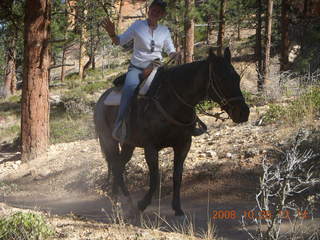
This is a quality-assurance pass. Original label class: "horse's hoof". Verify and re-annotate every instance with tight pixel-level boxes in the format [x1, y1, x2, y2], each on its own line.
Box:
[175, 209, 185, 217]
[137, 200, 147, 212]
[174, 214, 188, 224]
[128, 205, 140, 218]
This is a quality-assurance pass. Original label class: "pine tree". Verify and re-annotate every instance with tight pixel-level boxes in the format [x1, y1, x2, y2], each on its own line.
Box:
[21, 0, 51, 161]
[217, 0, 227, 56]
[263, 0, 273, 86]
[184, 0, 195, 63]
[280, 0, 290, 71]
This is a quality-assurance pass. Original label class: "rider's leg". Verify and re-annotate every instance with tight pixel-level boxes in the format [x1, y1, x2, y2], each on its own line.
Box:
[113, 67, 142, 141]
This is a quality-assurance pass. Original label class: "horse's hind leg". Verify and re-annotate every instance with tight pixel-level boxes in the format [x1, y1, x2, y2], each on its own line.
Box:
[105, 143, 135, 197]
[172, 139, 191, 216]
[117, 144, 135, 198]
[137, 145, 159, 212]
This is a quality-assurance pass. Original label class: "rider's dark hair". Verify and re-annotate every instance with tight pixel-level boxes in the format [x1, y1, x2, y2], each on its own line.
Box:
[150, 0, 167, 11]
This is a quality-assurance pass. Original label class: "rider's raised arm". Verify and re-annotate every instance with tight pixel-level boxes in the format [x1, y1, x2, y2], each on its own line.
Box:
[101, 17, 120, 45]
[117, 20, 139, 46]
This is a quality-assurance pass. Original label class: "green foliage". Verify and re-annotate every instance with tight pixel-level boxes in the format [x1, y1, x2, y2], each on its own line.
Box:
[242, 91, 266, 107]
[196, 100, 219, 112]
[6, 94, 21, 104]
[263, 104, 286, 124]
[0, 124, 20, 141]
[50, 113, 95, 144]
[0, 212, 54, 240]
[263, 87, 320, 125]
[0, 95, 21, 117]
[81, 81, 107, 94]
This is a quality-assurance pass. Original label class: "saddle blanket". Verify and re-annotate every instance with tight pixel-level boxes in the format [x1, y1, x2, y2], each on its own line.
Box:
[103, 67, 158, 106]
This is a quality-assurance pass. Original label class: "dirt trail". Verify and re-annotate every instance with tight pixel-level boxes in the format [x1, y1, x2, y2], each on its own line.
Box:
[1, 112, 319, 239]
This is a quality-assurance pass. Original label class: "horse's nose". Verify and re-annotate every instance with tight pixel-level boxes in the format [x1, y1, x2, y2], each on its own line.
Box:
[240, 104, 250, 122]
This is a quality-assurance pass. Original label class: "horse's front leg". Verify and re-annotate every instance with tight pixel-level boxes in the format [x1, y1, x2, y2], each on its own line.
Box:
[172, 138, 191, 216]
[137, 145, 159, 212]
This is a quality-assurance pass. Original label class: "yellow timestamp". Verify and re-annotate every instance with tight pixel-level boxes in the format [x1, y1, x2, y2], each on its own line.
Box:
[212, 209, 310, 220]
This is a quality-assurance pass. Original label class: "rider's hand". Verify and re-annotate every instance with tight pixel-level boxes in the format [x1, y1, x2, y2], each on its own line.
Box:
[101, 17, 116, 37]
[169, 52, 181, 64]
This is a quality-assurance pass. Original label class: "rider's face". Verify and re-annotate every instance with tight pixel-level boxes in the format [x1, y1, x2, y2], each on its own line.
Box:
[148, 5, 165, 22]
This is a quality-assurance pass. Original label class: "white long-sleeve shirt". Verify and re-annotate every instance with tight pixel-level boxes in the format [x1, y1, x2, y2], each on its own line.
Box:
[118, 20, 176, 68]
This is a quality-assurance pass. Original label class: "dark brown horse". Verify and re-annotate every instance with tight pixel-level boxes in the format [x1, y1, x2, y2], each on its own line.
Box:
[94, 48, 250, 216]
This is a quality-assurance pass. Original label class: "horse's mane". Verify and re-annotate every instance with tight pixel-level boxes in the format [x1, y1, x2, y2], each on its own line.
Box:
[146, 59, 207, 97]
[159, 59, 206, 79]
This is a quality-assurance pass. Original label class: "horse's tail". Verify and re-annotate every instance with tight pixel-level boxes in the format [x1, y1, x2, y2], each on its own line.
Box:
[93, 87, 114, 138]
[94, 88, 119, 181]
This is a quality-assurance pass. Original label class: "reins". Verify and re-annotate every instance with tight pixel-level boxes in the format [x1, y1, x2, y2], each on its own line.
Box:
[147, 57, 245, 128]
[147, 56, 198, 127]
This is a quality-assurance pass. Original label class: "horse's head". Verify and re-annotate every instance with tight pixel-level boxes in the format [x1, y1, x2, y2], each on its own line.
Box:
[206, 48, 249, 123]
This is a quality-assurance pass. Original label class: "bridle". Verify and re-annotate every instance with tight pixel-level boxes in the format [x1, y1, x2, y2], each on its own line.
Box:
[207, 61, 245, 109]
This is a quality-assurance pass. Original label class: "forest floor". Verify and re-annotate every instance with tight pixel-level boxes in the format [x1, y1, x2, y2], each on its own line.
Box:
[1, 105, 320, 239]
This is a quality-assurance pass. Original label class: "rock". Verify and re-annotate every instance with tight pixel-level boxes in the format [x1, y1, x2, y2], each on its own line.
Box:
[31, 168, 52, 180]
[205, 150, 217, 158]
[49, 94, 61, 104]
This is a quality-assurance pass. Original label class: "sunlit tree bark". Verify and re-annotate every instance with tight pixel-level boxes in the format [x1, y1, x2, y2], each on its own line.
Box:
[217, 0, 227, 56]
[21, 0, 51, 161]
[184, 0, 194, 63]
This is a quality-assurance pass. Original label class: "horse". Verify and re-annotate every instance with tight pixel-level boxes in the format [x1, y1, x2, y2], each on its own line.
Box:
[94, 48, 250, 216]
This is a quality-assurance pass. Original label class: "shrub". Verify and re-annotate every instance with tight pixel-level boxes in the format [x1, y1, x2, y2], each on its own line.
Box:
[61, 89, 92, 116]
[262, 87, 320, 125]
[81, 81, 108, 94]
[0, 212, 54, 240]
[242, 91, 266, 107]
[263, 104, 286, 124]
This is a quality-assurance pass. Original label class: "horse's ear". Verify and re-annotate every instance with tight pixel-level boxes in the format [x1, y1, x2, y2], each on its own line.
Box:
[224, 47, 231, 63]
[208, 47, 216, 60]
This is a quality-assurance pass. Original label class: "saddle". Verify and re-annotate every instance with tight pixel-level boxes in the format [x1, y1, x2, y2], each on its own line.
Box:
[113, 59, 161, 88]
[104, 61, 161, 106]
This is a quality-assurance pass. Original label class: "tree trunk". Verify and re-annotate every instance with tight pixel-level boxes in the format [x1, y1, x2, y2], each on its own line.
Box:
[61, 46, 66, 82]
[263, 0, 273, 87]
[207, 14, 215, 45]
[184, 0, 194, 63]
[79, 28, 86, 80]
[21, 0, 51, 162]
[3, 36, 17, 98]
[117, 0, 125, 32]
[90, 27, 96, 70]
[217, 0, 227, 56]
[236, 1, 241, 40]
[256, 0, 263, 91]
[169, 0, 181, 52]
[280, 0, 290, 71]
[303, 0, 309, 17]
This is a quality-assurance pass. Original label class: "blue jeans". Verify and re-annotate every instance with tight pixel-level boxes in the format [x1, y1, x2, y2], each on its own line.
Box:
[115, 66, 143, 126]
